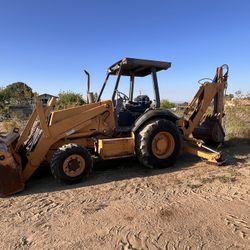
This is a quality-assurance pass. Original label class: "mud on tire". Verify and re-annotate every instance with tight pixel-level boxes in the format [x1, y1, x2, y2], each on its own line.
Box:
[136, 119, 182, 169]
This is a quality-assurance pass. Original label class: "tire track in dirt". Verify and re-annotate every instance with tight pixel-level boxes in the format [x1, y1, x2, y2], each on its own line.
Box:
[112, 226, 209, 250]
[224, 214, 250, 240]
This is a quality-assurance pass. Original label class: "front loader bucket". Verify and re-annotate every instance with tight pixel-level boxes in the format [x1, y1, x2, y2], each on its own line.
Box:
[0, 131, 24, 197]
[0, 152, 24, 197]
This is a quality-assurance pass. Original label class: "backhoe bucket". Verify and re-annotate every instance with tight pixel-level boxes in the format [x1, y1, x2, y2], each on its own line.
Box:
[0, 151, 24, 197]
[216, 152, 236, 166]
[193, 116, 225, 145]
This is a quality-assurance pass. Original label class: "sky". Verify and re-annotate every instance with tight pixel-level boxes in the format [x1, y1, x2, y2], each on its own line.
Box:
[0, 0, 249, 102]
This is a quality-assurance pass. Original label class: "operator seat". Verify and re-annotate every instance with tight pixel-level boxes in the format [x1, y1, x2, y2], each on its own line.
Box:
[125, 95, 152, 113]
[117, 95, 152, 128]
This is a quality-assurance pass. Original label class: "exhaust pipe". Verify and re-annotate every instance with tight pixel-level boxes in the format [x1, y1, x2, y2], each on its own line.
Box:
[84, 70, 94, 104]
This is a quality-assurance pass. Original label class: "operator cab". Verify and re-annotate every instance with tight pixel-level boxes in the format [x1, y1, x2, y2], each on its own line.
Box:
[97, 58, 171, 130]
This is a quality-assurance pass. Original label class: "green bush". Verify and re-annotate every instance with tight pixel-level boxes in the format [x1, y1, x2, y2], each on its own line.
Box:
[0, 82, 35, 119]
[0, 82, 34, 105]
[160, 99, 174, 109]
[55, 91, 86, 110]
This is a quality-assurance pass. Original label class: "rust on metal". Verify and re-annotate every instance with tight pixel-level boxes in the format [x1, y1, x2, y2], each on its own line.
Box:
[152, 131, 175, 159]
[63, 154, 85, 177]
[0, 152, 24, 197]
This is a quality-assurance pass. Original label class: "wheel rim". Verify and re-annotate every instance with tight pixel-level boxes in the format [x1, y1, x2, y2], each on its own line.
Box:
[152, 131, 175, 159]
[63, 154, 85, 177]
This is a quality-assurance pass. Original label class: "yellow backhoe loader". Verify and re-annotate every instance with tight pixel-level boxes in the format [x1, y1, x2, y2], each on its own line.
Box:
[0, 58, 229, 196]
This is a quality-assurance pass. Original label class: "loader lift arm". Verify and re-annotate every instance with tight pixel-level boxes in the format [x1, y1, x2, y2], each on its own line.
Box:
[19, 100, 115, 181]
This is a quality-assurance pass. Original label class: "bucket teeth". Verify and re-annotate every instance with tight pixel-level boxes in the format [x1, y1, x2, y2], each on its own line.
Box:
[216, 156, 228, 166]
[216, 152, 237, 166]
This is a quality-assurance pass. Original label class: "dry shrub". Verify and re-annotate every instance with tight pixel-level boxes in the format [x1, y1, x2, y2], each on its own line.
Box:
[175, 101, 250, 140]
[1, 118, 27, 133]
[2, 120, 18, 132]
[224, 104, 250, 139]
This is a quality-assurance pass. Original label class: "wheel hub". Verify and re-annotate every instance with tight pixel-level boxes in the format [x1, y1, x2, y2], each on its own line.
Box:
[152, 131, 175, 159]
[63, 154, 85, 177]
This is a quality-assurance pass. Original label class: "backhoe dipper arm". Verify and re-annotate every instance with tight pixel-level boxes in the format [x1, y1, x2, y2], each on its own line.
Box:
[178, 65, 228, 138]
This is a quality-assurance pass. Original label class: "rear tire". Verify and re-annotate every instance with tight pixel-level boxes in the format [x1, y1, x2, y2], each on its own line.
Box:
[136, 119, 182, 169]
[51, 144, 93, 184]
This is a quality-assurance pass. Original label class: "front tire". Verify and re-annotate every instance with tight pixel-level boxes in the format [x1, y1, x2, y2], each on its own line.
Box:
[136, 119, 182, 169]
[51, 144, 93, 184]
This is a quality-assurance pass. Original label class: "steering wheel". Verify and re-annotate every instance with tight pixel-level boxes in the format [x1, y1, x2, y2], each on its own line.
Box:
[116, 90, 129, 102]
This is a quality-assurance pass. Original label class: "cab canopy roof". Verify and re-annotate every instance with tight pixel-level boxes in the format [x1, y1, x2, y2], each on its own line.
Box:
[107, 57, 171, 77]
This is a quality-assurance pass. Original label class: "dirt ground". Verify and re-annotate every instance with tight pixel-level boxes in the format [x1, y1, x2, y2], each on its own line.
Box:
[0, 139, 249, 250]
